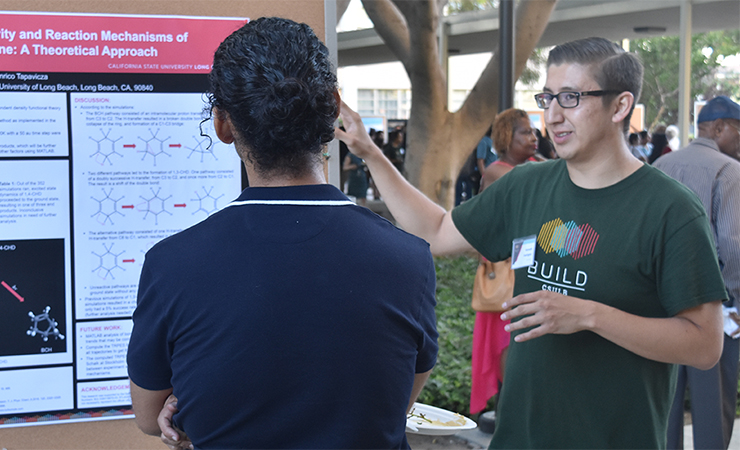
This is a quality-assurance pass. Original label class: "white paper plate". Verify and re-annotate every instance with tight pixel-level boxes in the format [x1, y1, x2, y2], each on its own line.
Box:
[406, 402, 477, 436]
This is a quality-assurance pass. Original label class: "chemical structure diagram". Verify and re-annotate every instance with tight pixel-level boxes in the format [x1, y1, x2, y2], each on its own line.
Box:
[90, 129, 123, 166]
[92, 243, 125, 280]
[91, 188, 125, 225]
[138, 187, 172, 225]
[27, 306, 65, 342]
[186, 135, 219, 163]
[138, 128, 171, 166]
[191, 186, 224, 217]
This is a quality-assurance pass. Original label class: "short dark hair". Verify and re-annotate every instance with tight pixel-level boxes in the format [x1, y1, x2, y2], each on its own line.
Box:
[388, 130, 402, 144]
[207, 17, 338, 177]
[548, 37, 643, 133]
[628, 133, 639, 145]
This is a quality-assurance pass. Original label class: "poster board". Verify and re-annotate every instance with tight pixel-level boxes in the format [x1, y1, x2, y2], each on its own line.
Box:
[0, 1, 327, 448]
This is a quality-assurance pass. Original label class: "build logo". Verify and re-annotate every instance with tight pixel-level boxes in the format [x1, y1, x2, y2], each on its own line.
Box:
[537, 219, 599, 260]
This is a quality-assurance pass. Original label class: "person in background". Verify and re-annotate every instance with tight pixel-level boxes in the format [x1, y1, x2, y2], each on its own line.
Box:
[640, 129, 652, 156]
[480, 109, 538, 190]
[535, 128, 556, 159]
[654, 95, 740, 450]
[648, 124, 671, 164]
[666, 124, 681, 151]
[338, 126, 350, 191]
[470, 108, 538, 416]
[628, 132, 647, 162]
[372, 129, 385, 149]
[455, 147, 483, 205]
[383, 129, 406, 175]
[129, 17, 438, 449]
[343, 151, 368, 206]
[476, 126, 498, 173]
[336, 36, 724, 449]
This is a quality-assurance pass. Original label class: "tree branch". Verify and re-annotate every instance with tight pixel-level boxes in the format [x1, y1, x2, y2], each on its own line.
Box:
[337, 0, 351, 22]
[457, 0, 558, 131]
[393, 0, 446, 115]
[361, 0, 411, 66]
[436, 0, 448, 16]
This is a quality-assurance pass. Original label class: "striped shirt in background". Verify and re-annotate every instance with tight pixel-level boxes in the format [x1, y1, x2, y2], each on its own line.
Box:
[654, 137, 740, 308]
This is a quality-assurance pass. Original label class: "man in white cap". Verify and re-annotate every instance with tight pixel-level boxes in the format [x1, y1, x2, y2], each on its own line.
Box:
[654, 95, 740, 450]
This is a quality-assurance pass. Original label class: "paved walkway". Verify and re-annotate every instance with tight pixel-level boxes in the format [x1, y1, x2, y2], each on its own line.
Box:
[454, 418, 740, 449]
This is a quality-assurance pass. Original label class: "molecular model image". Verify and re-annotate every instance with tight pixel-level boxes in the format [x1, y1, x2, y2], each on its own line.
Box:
[27, 306, 65, 342]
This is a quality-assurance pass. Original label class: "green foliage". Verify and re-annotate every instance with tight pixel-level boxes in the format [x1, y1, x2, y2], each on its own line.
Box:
[416, 255, 478, 415]
[520, 48, 547, 87]
[445, 0, 497, 14]
[633, 30, 740, 129]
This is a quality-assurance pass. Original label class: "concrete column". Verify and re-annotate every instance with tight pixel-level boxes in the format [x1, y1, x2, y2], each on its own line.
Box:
[678, 0, 692, 146]
[499, 0, 515, 111]
[324, 0, 341, 188]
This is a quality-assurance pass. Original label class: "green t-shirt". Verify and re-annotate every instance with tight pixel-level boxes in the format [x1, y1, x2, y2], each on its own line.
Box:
[452, 159, 726, 449]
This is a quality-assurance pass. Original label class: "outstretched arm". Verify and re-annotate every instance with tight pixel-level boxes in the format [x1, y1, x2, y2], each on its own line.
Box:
[335, 102, 473, 256]
[501, 292, 723, 370]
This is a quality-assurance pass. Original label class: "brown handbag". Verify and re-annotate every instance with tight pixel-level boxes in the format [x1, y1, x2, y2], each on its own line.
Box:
[471, 258, 515, 312]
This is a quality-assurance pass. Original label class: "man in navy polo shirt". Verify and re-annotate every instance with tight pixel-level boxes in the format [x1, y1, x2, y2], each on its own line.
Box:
[126, 18, 437, 449]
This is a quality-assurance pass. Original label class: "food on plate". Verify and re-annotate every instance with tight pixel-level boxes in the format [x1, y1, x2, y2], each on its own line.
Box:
[407, 407, 467, 427]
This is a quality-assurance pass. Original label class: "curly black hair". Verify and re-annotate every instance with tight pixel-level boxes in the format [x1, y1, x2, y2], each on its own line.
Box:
[206, 17, 338, 177]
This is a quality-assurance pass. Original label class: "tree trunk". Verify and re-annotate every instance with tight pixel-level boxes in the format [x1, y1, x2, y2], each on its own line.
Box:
[362, 0, 557, 209]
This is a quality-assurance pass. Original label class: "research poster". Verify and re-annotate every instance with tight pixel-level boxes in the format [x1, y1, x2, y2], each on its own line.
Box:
[0, 11, 246, 427]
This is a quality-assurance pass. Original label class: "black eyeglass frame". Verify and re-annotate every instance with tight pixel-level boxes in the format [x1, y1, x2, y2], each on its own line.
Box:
[534, 90, 622, 109]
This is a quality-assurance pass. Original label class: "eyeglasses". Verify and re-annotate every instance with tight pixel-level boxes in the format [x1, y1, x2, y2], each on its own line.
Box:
[534, 90, 621, 109]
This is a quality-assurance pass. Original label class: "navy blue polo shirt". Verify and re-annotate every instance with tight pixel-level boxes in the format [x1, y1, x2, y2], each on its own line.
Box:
[127, 184, 438, 449]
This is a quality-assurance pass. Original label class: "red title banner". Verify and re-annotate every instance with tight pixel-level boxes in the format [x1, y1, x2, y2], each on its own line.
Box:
[0, 12, 247, 74]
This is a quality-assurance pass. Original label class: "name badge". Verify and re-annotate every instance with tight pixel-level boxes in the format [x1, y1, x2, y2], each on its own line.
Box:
[511, 235, 536, 269]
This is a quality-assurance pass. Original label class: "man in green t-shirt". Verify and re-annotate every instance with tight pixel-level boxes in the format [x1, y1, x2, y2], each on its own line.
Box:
[337, 37, 725, 449]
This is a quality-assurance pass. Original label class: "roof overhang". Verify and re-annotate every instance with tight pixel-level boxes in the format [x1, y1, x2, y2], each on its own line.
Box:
[338, 0, 740, 66]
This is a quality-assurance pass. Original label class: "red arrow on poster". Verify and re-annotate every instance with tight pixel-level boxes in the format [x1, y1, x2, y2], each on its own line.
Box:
[123, 259, 136, 263]
[122, 205, 134, 209]
[169, 144, 182, 148]
[1, 280, 24, 302]
[174, 203, 187, 208]
[123, 144, 136, 148]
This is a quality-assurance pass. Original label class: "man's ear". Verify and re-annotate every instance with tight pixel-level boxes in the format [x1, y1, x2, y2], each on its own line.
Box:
[213, 108, 235, 144]
[712, 119, 727, 138]
[612, 91, 634, 124]
[333, 90, 341, 120]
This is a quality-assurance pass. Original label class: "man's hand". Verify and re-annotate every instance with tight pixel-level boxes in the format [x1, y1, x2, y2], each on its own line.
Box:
[501, 290, 723, 369]
[500, 291, 595, 342]
[158, 394, 193, 450]
[335, 101, 383, 161]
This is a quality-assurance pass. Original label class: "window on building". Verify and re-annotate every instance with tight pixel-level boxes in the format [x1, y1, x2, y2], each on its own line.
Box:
[356, 89, 412, 120]
[357, 89, 375, 117]
[400, 90, 412, 119]
[377, 90, 398, 118]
